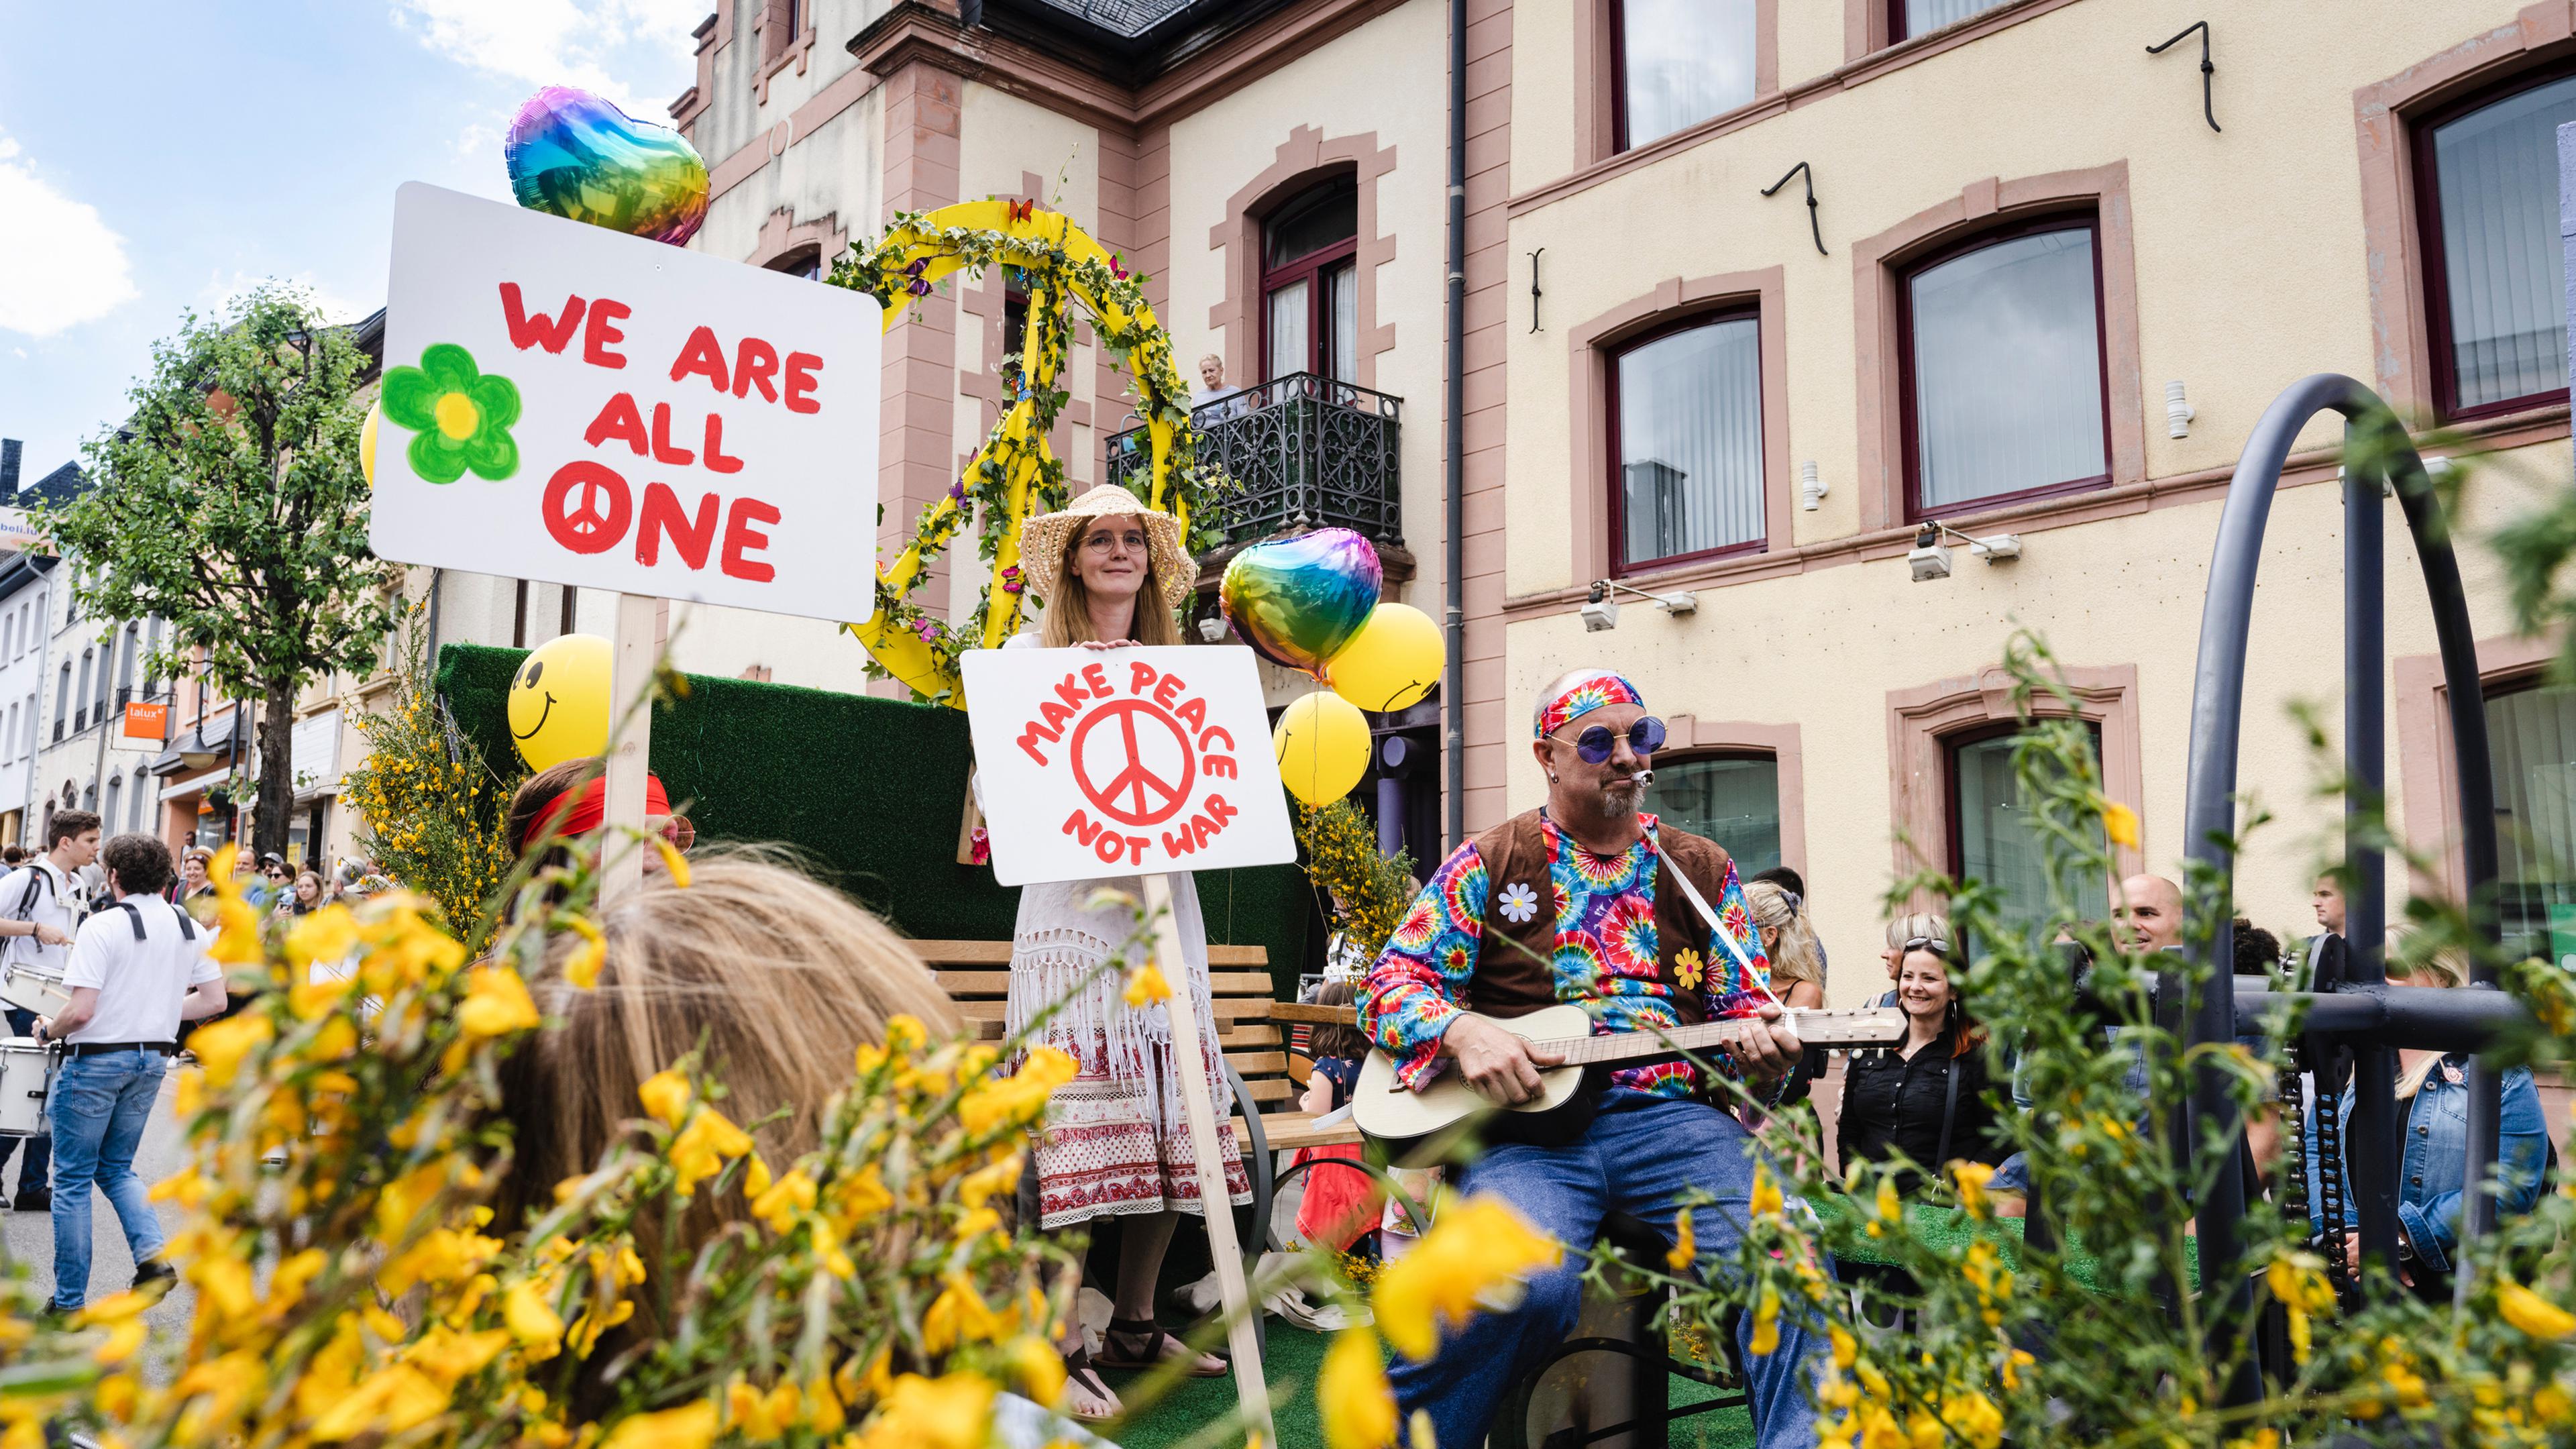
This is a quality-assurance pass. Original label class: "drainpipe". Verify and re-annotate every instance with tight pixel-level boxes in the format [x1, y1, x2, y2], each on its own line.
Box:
[1442, 0, 1467, 853]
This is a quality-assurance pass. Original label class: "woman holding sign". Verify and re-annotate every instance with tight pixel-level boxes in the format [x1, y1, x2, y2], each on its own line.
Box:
[1000, 485, 1249, 1417]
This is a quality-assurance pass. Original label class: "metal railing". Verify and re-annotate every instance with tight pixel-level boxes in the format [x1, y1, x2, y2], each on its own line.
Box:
[1105, 372, 1403, 548]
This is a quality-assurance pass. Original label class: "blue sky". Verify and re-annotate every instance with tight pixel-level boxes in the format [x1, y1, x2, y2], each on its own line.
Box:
[0, 0, 707, 478]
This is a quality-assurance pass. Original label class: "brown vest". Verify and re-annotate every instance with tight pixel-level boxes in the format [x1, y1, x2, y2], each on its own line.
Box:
[1466, 809, 1738, 1024]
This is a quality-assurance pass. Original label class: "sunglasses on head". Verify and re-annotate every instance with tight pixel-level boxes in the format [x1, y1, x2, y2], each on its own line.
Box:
[650, 815, 696, 855]
[1554, 715, 1666, 764]
[1902, 934, 1953, 958]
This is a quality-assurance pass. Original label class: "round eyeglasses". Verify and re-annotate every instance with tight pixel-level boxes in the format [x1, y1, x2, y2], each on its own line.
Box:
[1556, 715, 1666, 764]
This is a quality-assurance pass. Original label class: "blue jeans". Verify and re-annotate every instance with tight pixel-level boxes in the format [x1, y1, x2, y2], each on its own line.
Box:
[1386, 1089, 1825, 1449]
[49, 1049, 168, 1311]
[0, 1010, 50, 1197]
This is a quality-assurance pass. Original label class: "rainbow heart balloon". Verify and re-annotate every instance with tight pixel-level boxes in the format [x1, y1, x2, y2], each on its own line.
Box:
[505, 86, 709, 246]
[1220, 529, 1383, 679]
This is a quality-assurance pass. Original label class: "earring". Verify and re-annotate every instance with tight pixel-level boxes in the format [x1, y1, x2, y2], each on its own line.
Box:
[1547, 772, 1559, 784]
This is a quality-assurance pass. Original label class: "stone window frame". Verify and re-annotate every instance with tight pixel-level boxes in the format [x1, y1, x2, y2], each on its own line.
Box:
[1656, 716, 1809, 878]
[755, 0, 816, 103]
[1849, 163, 2145, 535]
[1885, 663, 2145, 900]
[745, 206, 845, 276]
[1209, 127, 1399, 393]
[2394, 631, 2556, 902]
[1564, 268, 1791, 589]
[1572, 0, 1780, 168]
[2356, 4, 2576, 424]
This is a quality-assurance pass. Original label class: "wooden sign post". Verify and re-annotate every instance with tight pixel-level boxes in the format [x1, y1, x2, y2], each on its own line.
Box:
[600, 591, 660, 904]
[959, 644, 1296, 1439]
[1145, 870, 1271, 1436]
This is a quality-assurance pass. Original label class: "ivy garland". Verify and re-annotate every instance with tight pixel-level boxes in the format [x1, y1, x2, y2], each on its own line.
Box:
[827, 201, 1232, 706]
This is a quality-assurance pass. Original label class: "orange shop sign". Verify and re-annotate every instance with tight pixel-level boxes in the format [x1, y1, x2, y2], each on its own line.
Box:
[121, 702, 168, 742]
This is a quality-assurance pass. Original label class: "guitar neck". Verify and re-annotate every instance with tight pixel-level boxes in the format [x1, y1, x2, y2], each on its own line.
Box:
[1536, 1009, 1901, 1067]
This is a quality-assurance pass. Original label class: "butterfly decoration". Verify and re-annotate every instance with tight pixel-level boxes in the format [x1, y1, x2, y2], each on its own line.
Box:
[1008, 197, 1036, 223]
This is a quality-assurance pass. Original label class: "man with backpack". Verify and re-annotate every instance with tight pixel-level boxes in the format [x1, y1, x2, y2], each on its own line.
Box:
[0, 810, 101, 1214]
[33, 833, 226, 1312]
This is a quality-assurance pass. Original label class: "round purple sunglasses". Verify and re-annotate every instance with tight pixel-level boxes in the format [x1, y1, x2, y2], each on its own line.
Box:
[1558, 715, 1666, 763]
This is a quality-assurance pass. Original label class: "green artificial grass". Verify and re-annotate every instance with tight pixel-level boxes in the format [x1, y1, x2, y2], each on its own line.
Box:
[1823, 1197, 2202, 1290]
[434, 643, 1313, 976]
[1106, 1323, 1754, 1449]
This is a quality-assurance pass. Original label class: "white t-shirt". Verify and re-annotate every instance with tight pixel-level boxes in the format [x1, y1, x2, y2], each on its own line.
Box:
[0, 859, 86, 976]
[60, 894, 221, 1045]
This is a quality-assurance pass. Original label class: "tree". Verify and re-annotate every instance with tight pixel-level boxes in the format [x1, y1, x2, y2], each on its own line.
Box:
[38, 282, 394, 859]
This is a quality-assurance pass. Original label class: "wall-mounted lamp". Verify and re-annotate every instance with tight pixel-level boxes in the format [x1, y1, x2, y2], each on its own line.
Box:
[1909, 520, 2023, 582]
[2165, 380, 2196, 439]
[1800, 460, 1827, 511]
[1580, 579, 1699, 632]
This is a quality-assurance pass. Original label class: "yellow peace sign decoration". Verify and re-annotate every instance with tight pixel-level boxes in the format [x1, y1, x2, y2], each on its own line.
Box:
[829, 201, 1208, 706]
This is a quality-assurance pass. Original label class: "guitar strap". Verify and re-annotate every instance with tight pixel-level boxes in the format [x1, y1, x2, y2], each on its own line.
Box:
[1644, 828, 1781, 1006]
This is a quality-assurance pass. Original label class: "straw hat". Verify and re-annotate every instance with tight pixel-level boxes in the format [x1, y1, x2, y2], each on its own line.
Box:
[1016, 484, 1196, 611]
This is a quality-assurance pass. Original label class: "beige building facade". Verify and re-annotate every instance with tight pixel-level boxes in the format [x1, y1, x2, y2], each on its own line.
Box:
[674, 0, 2576, 994]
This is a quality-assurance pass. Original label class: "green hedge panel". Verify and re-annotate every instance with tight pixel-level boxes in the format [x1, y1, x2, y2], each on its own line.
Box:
[434, 643, 1310, 983]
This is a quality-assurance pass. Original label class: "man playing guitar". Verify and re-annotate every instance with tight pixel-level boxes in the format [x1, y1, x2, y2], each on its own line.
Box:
[1360, 669, 1823, 1449]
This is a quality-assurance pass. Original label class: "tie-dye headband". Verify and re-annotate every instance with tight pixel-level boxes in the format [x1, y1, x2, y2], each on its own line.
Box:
[1535, 672, 1646, 739]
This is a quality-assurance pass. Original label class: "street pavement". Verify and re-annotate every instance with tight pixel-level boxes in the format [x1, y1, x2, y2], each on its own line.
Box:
[0, 1073, 197, 1380]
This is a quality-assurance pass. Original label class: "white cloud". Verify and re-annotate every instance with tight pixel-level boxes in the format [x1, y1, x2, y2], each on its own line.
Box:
[390, 0, 707, 117]
[0, 135, 138, 339]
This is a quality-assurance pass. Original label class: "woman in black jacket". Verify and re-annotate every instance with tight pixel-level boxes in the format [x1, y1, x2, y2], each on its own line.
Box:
[1836, 933, 2006, 1196]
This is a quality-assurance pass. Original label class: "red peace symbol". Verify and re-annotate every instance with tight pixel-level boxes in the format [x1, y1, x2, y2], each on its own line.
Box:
[543, 461, 632, 555]
[1071, 698, 1197, 828]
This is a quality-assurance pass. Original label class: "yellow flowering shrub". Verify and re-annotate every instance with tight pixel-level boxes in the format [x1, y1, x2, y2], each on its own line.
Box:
[0, 840, 1100, 1449]
[1293, 798, 1415, 967]
[340, 604, 521, 956]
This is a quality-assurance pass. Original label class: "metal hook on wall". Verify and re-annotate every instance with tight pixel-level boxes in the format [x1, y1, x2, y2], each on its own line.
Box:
[1528, 247, 1544, 333]
[1761, 162, 1826, 256]
[2147, 20, 2219, 133]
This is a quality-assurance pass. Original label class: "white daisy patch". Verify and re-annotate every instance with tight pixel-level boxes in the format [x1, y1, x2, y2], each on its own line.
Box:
[1498, 881, 1540, 924]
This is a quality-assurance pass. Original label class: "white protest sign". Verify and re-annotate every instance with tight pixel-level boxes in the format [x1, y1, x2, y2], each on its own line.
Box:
[962, 645, 1296, 887]
[376, 182, 881, 623]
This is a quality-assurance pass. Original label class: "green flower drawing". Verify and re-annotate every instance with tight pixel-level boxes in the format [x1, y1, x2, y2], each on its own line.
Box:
[381, 343, 521, 484]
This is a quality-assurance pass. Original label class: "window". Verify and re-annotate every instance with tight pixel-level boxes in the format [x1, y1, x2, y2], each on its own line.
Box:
[1890, 0, 2012, 44]
[766, 246, 821, 282]
[1947, 722, 2107, 928]
[1262, 180, 1358, 382]
[1612, 0, 1756, 150]
[2416, 70, 2576, 420]
[74, 649, 91, 733]
[1900, 219, 2108, 518]
[1001, 266, 1032, 393]
[1645, 755, 1781, 876]
[2487, 680, 2576, 963]
[1610, 312, 1766, 572]
[129, 767, 148, 834]
[52, 665, 68, 743]
[115, 623, 137, 702]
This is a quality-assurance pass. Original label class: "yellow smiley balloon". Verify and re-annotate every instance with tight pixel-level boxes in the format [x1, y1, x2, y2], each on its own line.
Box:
[361, 400, 381, 488]
[508, 633, 612, 771]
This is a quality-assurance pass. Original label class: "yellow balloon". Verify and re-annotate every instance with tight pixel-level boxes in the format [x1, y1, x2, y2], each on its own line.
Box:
[507, 633, 612, 771]
[362, 400, 381, 488]
[1327, 602, 1444, 713]
[1273, 691, 1372, 806]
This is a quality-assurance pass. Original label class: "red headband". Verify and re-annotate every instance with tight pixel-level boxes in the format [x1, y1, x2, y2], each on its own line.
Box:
[521, 775, 672, 853]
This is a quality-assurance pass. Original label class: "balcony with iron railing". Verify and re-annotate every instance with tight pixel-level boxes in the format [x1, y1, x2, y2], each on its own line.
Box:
[1106, 372, 1408, 581]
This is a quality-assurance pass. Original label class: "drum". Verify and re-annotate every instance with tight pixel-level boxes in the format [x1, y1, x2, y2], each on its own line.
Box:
[0, 961, 66, 1019]
[0, 1040, 56, 1137]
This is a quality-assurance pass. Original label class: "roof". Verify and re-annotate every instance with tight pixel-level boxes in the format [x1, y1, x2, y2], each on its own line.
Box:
[15, 462, 87, 508]
[1022, 0, 1199, 38]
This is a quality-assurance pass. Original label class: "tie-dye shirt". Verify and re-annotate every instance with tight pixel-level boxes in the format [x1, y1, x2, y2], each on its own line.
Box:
[1360, 814, 1771, 1097]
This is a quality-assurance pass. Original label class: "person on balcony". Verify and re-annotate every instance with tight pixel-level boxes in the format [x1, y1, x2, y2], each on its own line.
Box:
[997, 484, 1250, 1419]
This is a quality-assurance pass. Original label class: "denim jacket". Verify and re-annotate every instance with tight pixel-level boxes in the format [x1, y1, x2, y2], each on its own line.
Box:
[2302, 1055, 2549, 1273]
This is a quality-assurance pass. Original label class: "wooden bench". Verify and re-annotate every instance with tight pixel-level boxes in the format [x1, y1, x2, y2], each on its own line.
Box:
[912, 940, 1366, 1252]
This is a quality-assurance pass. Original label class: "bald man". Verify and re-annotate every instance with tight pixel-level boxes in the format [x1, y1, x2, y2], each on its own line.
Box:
[1360, 669, 1820, 1449]
[2114, 873, 2186, 955]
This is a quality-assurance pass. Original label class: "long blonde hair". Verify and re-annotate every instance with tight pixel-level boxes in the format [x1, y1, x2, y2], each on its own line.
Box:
[1744, 879, 1823, 989]
[1037, 515, 1185, 647]
[494, 847, 963, 1234]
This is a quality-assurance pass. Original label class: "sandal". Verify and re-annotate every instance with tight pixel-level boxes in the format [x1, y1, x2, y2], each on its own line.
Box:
[1060, 1344, 1120, 1421]
[1098, 1316, 1226, 1377]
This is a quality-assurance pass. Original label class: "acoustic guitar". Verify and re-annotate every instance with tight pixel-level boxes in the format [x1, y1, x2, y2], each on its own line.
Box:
[1352, 1002, 1909, 1150]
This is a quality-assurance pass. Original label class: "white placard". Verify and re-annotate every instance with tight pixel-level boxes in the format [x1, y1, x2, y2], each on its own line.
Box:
[376, 182, 881, 623]
[962, 645, 1296, 887]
